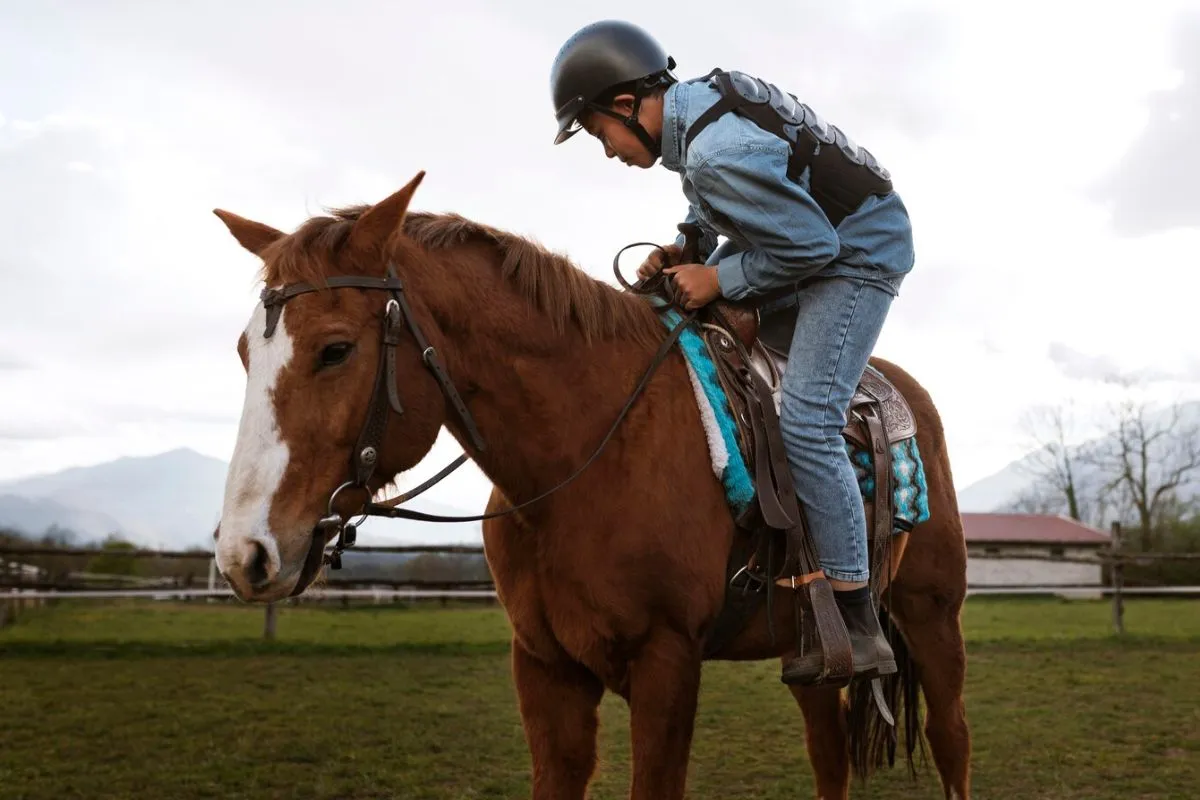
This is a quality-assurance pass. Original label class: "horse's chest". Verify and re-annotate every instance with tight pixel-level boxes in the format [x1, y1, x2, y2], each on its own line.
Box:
[496, 566, 638, 693]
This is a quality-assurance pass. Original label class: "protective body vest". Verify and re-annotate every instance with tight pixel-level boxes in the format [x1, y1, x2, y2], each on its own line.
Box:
[683, 69, 894, 227]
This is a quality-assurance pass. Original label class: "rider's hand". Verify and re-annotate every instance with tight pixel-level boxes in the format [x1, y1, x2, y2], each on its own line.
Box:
[637, 243, 682, 280]
[663, 263, 722, 310]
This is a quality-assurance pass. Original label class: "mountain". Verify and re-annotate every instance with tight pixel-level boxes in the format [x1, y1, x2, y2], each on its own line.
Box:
[956, 459, 1040, 513]
[36, 402, 1199, 547]
[0, 448, 487, 550]
[0, 494, 128, 543]
[0, 448, 228, 549]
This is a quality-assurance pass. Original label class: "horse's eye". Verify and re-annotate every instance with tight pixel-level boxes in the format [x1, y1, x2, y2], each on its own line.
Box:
[319, 342, 354, 368]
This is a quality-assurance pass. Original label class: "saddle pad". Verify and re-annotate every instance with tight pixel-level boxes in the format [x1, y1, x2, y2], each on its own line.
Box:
[659, 312, 930, 533]
[846, 436, 931, 530]
[660, 310, 756, 516]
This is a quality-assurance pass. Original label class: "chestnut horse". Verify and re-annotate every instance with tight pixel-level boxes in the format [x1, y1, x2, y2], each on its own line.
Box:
[212, 172, 971, 800]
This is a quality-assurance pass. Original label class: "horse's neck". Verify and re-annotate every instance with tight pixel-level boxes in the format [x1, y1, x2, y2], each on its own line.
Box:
[417, 257, 665, 505]
[458, 320, 657, 505]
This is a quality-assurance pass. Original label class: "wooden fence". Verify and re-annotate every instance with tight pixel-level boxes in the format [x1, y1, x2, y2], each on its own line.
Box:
[4, 529, 1198, 637]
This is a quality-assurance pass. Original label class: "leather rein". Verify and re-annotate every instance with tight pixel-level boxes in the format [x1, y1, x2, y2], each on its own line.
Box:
[260, 251, 693, 569]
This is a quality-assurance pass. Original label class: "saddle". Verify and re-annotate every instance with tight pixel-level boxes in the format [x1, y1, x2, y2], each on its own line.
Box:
[695, 301, 918, 675]
[637, 223, 920, 675]
[707, 305, 917, 546]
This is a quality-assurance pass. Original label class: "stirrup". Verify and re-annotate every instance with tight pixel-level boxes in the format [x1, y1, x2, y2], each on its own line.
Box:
[779, 573, 854, 688]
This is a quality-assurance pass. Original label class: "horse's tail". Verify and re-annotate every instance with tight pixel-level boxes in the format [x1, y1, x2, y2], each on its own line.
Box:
[846, 606, 928, 782]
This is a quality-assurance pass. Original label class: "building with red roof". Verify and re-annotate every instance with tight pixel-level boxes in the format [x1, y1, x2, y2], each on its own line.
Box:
[961, 513, 1110, 592]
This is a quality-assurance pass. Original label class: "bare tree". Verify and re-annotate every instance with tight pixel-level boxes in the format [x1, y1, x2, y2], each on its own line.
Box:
[1091, 391, 1200, 550]
[1004, 482, 1071, 516]
[1015, 402, 1090, 521]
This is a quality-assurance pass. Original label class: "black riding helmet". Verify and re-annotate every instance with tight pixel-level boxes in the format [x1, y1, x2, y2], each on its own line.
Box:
[550, 20, 677, 156]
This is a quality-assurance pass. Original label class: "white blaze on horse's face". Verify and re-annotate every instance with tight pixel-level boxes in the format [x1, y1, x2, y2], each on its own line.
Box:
[216, 297, 292, 598]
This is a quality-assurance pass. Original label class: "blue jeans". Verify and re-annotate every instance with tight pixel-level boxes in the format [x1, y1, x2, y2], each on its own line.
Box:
[707, 243, 897, 583]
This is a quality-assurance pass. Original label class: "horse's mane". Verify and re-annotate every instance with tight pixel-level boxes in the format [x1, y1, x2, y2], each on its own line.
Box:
[259, 207, 662, 347]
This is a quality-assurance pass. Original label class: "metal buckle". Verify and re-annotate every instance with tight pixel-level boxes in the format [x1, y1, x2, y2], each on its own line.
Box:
[729, 564, 767, 595]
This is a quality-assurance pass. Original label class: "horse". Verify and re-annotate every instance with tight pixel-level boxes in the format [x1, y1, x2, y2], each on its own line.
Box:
[211, 171, 971, 800]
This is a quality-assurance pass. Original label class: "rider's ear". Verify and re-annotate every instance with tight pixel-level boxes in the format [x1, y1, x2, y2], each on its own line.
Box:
[349, 170, 426, 255]
[610, 94, 636, 114]
[212, 209, 285, 258]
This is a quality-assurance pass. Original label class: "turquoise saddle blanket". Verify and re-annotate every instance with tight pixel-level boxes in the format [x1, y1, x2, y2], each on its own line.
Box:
[659, 310, 930, 534]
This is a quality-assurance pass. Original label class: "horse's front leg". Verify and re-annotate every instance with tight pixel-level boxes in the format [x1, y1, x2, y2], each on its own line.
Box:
[512, 639, 605, 800]
[627, 629, 703, 800]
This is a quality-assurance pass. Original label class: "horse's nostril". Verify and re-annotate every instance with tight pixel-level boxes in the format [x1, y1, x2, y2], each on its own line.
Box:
[247, 540, 271, 588]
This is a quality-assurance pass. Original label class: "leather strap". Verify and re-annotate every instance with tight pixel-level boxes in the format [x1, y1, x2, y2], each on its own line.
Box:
[264, 246, 700, 567]
[704, 327, 795, 531]
[364, 310, 696, 525]
[383, 300, 405, 415]
[260, 276, 407, 337]
[702, 525, 774, 658]
[802, 576, 855, 687]
[260, 269, 486, 454]
[373, 454, 470, 509]
[691, 299, 853, 674]
[385, 272, 486, 453]
[352, 316, 396, 487]
[861, 405, 893, 546]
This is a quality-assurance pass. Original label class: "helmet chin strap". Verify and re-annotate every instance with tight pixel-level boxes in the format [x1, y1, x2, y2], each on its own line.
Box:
[623, 93, 662, 158]
[589, 95, 662, 159]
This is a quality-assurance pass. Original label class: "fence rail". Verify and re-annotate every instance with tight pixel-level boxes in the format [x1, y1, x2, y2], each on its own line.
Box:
[1, 544, 486, 559]
[8, 544, 1195, 565]
[3, 587, 498, 601]
[9, 585, 1200, 601]
[4, 520, 1197, 637]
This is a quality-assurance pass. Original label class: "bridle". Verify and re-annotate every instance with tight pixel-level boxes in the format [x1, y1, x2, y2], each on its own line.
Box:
[258, 264, 486, 569]
[257, 253, 695, 570]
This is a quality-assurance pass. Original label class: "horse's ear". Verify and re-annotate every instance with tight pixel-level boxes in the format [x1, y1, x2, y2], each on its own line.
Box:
[349, 171, 426, 254]
[212, 209, 285, 258]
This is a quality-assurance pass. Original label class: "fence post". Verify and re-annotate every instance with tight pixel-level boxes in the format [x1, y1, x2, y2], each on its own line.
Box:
[1111, 522, 1124, 636]
[264, 602, 277, 641]
[1, 561, 11, 627]
[207, 557, 217, 604]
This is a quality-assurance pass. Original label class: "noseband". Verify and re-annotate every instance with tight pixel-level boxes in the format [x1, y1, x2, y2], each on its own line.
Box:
[259, 253, 694, 570]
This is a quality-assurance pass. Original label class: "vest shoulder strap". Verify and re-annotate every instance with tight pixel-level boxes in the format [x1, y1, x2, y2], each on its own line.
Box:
[681, 69, 894, 227]
[684, 71, 740, 152]
[683, 70, 804, 161]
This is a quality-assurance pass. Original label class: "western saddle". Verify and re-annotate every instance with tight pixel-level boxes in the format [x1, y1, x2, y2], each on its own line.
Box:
[634, 223, 919, 683]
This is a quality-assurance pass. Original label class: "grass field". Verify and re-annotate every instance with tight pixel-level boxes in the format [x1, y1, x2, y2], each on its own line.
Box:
[2, 597, 1198, 799]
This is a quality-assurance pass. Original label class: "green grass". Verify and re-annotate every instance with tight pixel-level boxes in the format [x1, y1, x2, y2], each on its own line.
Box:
[1, 597, 1198, 799]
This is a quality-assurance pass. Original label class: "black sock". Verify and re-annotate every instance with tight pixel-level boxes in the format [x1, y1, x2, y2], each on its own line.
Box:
[834, 586, 870, 605]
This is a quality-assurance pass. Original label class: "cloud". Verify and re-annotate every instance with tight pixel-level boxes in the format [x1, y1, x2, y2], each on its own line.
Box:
[0, 353, 32, 370]
[0, 421, 90, 441]
[733, 2, 957, 141]
[1187, 354, 1200, 382]
[1047, 342, 1126, 383]
[1048, 341, 1194, 386]
[99, 405, 240, 427]
[1091, 10, 1200, 236]
[1, 0, 1198, 500]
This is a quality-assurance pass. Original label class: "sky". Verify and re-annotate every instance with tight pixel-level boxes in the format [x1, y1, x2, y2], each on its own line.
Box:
[2, 0, 1199, 532]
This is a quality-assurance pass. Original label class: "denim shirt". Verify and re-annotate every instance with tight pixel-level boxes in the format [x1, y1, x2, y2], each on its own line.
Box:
[659, 76, 915, 303]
